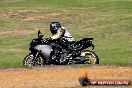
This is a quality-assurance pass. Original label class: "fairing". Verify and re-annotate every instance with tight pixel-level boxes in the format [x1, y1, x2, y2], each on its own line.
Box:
[34, 45, 52, 64]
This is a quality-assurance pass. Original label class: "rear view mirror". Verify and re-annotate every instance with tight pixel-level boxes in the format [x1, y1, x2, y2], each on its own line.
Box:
[38, 30, 41, 37]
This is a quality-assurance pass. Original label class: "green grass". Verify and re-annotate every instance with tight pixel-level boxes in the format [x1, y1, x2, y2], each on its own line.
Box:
[0, 51, 24, 67]
[0, 0, 132, 67]
[0, 0, 132, 13]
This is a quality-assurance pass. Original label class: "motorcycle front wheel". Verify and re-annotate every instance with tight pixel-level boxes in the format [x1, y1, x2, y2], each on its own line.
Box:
[81, 50, 99, 64]
[23, 54, 45, 67]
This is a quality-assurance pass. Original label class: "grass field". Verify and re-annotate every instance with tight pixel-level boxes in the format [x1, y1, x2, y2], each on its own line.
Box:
[0, 0, 132, 67]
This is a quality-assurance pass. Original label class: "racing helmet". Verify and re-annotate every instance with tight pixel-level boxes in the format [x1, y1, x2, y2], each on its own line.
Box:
[50, 22, 61, 35]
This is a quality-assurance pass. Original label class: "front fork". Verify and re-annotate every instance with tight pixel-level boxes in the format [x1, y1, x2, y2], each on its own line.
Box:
[32, 51, 40, 65]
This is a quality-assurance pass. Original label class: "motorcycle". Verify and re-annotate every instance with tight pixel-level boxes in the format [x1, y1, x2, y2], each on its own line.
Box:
[23, 30, 99, 67]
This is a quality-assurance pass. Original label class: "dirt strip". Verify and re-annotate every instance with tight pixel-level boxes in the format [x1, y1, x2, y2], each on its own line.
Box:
[0, 66, 131, 88]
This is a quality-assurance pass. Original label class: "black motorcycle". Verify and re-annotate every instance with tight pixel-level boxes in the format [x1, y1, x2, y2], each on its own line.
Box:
[23, 30, 99, 67]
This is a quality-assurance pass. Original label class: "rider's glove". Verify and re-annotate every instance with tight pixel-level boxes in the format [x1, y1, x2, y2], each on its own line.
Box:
[48, 37, 52, 41]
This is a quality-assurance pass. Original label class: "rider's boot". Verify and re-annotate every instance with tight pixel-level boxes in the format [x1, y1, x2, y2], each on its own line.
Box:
[67, 54, 74, 65]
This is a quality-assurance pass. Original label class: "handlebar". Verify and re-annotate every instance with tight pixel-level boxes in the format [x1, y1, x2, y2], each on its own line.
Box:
[38, 34, 44, 39]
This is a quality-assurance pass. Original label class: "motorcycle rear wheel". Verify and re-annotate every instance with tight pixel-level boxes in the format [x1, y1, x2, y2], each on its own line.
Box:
[81, 50, 99, 64]
[23, 54, 45, 67]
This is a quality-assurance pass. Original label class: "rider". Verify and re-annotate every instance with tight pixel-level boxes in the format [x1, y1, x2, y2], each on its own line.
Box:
[49, 22, 75, 63]
[50, 22, 75, 43]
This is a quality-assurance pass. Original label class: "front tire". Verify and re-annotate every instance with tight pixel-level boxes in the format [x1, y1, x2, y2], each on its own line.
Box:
[23, 54, 45, 67]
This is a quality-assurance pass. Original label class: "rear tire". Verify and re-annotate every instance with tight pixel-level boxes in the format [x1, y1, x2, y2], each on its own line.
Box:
[81, 50, 99, 64]
[23, 54, 45, 67]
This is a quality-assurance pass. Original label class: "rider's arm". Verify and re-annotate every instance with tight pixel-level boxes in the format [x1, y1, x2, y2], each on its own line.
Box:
[51, 28, 65, 40]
